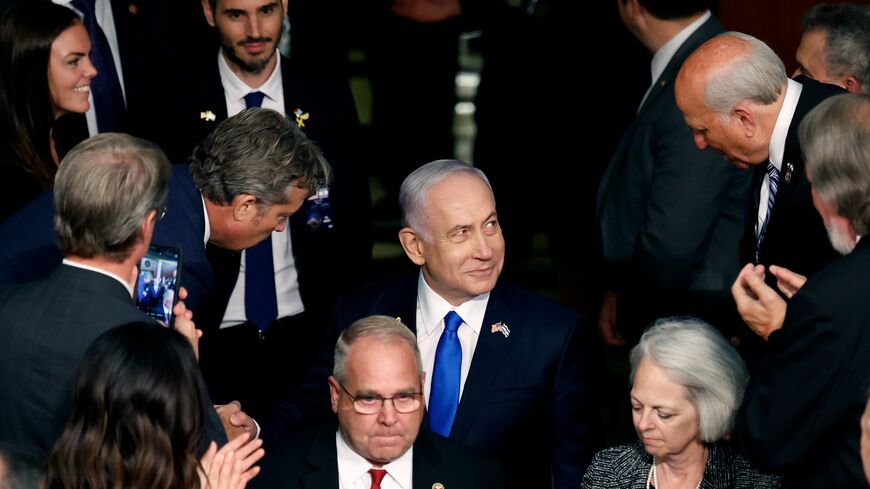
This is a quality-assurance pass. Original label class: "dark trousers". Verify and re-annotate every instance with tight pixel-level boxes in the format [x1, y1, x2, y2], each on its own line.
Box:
[199, 312, 324, 421]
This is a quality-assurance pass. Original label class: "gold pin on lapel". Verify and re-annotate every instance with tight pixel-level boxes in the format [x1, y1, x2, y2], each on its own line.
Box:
[432, 483, 445, 489]
[293, 108, 309, 128]
[200, 110, 216, 122]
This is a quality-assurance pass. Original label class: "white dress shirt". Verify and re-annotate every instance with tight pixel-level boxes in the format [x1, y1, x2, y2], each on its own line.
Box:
[415, 272, 489, 405]
[756, 78, 803, 236]
[52, 0, 126, 136]
[336, 430, 413, 489]
[638, 10, 711, 111]
[215, 53, 305, 329]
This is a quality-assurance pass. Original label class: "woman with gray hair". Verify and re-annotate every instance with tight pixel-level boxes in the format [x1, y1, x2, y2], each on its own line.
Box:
[581, 318, 779, 488]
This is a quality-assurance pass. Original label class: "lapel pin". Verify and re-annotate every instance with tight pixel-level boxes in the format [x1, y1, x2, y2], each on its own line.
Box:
[293, 108, 309, 128]
[491, 322, 510, 338]
[200, 110, 216, 122]
[395, 316, 401, 323]
[432, 484, 445, 489]
[784, 162, 794, 183]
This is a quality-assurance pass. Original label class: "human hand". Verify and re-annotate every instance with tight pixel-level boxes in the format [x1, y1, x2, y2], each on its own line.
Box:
[731, 264, 786, 340]
[769, 265, 807, 299]
[216, 401, 257, 443]
[171, 287, 202, 359]
[598, 290, 626, 346]
[198, 434, 264, 489]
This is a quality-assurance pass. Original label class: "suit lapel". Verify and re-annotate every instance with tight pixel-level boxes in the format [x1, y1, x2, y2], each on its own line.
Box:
[412, 431, 444, 488]
[196, 56, 229, 136]
[450, 283, 514, 438]
[301, 426, 341, 489]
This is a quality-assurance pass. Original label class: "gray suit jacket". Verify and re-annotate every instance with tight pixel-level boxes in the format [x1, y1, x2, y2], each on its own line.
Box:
[596, 16, 750, 336]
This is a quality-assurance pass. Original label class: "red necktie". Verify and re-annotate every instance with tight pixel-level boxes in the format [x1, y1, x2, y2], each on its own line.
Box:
[369, 468, 387, 489]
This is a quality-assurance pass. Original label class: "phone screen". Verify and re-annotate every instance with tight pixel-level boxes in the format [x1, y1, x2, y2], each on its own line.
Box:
[135, 244, 182, 326]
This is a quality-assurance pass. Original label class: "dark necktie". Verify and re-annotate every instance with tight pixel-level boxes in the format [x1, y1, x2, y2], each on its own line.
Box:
[69, 0, 125, 132]
[369, 469, 387, 489]
[242, 91, 278, 332]
[429, 311, 463, 437]
[755, 161, 780, 263]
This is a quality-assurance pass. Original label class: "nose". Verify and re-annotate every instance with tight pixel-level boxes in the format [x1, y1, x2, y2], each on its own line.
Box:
[473, 233, 494, 261]
[376, 399, 399, 426]
[247, 15, 262, 39]
[83, 55, 97, 78]
[636, 410, 654, 432]
[693, 132, 708, 150]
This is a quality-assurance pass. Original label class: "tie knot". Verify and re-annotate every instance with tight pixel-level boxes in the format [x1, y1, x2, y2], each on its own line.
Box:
[444, 311, 463, 333]
[244, 91, 266, 108]
[369, 469, 387, 487]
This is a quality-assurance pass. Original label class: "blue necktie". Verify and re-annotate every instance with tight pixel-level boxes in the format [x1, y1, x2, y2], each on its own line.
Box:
[429, 311, 463, 437]
[69, 0, 125, 133]
[243, 91, 278, 331]
[755, 162, 780, 263]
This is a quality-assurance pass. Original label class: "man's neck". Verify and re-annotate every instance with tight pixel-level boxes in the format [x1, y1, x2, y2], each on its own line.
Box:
[221, 49, 278, 89]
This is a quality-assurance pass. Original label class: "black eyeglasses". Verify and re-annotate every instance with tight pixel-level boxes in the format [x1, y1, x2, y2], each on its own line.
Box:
[338, 382, 423, 415]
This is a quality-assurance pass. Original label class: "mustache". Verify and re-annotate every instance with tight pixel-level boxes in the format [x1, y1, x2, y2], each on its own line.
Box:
[238, 37, 272, 46]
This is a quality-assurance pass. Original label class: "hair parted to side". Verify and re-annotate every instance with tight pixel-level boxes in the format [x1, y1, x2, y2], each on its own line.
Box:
[53, 133, 170, 262]
[399, 159, 493, 241]
[333, 315, 423, 384]
[704, 32, 787, 120]
[630, 317, 748, 442]
[42, 322, 206, 489]
[802, 3, 870, 93]
[0, 0, 81, 190]
[190, 108, 331, 210]
[801, 93, 870, 236]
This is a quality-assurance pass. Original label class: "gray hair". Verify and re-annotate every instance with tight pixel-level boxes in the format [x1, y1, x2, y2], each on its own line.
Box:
[704, 32, 788, 120]
[399, 159, 492, 240]
[189, 108, 331, 209]
[801, 93, 870, 236]
[333, 315, 422, 384]
[802, 3, 870, 93]
[630, 317, 748, 442]
[54, 134, 170, 262]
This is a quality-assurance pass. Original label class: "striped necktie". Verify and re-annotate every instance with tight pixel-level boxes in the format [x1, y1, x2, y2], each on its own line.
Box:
[755, 161, 780, 263]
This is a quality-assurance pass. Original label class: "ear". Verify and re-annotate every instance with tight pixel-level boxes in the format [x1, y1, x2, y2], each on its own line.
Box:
[140, 209, 158, 244]
[398, 227, 426, 266]
[328, 376, 341, 414]
[201, 0, 216, 27]
[732, 103, 757, 138]
[843, 76, 862, 94]
[231, 194, 257, 222]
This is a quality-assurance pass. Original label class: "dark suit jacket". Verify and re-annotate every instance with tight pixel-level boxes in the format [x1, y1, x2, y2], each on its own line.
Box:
[597, 16, 750, 336]
[251, 422, 506, 489]
[740, 76, 842, 280]
[0, 264, 225, 463]
[143, 53, 371, 332]
[736, 238, 870, 488]
[333, 274, 595, 489]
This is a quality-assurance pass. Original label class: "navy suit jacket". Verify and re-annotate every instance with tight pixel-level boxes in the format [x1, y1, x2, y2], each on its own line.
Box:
[737, 238, 870, 488]
[740, 76, 842, 280]
[251, 422, 506, 489]
[334, 274, 596, 489]
[0, 265, 226, 462]
[597, 16, 749, 334]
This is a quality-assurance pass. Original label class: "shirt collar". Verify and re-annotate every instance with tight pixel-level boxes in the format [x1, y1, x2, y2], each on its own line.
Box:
[217, 49, 283, 106]
[62, 258, 134, 298]
[417, 271, 487, 338]
[768, 78, 803, 171]
[650, 11, 711, 86]
[200, 194, 210, 247]
[335, 429, 413, 489]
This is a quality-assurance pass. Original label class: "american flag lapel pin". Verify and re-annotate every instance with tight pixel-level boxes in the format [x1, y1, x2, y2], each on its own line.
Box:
[490, 321, 510, 338]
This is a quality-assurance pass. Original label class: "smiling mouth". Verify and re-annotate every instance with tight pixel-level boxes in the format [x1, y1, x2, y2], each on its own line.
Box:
[73, 85, 90, 93]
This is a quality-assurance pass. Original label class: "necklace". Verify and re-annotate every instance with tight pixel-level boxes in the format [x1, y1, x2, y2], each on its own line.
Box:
[646, 457, 703, 489]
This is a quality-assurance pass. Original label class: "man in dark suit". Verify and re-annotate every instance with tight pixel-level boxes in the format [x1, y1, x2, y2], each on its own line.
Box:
[252, 315, 506, 489]
[332, 160, 595, 489]
[597, 0, 750, 345]
[141, 0, 371, 421]
[733, 93, 870, 487]
[675, 32, 844, 361]
[0, 134, 225, 463]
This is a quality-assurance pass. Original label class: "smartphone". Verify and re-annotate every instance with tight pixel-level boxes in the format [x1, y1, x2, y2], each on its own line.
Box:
[135, 244, 182, 326]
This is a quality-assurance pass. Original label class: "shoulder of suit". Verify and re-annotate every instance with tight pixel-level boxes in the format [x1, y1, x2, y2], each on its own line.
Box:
[495, 280, 580, 322]
[585, 441, 648, 481]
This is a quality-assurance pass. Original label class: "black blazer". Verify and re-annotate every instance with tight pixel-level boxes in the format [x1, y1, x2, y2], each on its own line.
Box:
[333, 274, 596, 489]
[0, 265, 226, 463]
[597, 16, 749, 333]
[740, 77, 843, 280]
[251, 422, 506, 489]
[143, 53, 372, 332]
[736, 238, 870, 488]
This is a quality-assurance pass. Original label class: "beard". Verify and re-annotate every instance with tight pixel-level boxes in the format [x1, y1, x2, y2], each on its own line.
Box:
[826, 219, 856, 255]
[221, 37, 277, 75]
